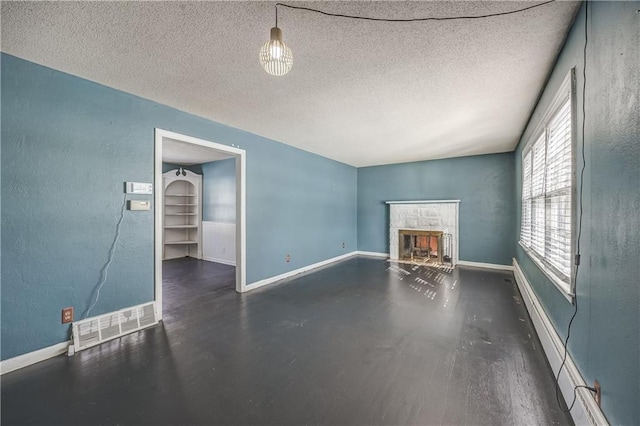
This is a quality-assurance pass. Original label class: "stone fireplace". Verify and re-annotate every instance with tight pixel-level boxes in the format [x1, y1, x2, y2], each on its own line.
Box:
[387, 200, 459, 265]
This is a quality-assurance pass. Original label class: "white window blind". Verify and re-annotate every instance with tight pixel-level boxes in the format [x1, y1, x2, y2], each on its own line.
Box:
[531, 134, 546, 257]
[545, 100, 572, 277]
[520, 73, 574, 290]
[521, 152, 532, 247]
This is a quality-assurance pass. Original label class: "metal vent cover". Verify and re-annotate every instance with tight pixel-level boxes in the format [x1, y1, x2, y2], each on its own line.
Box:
[72, 302, 158, 352]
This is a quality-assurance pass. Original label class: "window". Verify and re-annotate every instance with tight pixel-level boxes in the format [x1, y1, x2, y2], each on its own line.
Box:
[520, 70, 575, 297]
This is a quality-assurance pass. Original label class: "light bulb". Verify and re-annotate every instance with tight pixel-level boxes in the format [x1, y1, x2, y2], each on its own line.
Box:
[269, 41, 283, 59]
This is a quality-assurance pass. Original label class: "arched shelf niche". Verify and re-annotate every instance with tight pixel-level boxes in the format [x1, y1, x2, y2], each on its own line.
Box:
[163, 169, 202, 260]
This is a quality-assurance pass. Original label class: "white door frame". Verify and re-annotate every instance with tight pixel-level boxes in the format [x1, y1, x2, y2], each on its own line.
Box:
[154, 129, 247, 320]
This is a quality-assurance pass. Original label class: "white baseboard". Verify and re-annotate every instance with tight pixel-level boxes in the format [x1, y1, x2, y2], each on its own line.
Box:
[355, 251, 389, 258]
[512, 259, 608, 426]
[247, 251, 358, 292]
[202, 256, 236, 266]
[457, 260, 514, 271]
[1, 341, 70, 375]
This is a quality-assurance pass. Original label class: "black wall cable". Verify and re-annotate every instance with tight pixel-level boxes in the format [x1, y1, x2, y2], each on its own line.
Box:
[275, 1, 556, 23]
[554, 1, 593, 413]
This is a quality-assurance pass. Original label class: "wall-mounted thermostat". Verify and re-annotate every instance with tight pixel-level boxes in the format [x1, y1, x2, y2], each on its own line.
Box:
[125, 182, 153, 195]
[128, 200, 151, 211]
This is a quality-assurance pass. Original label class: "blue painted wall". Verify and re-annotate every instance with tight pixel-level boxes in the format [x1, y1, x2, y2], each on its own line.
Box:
[1, 54, 357, 360]
[357, 153, 515, 265]
[202, 158, 236, 223]
[514, 3, 639, 425]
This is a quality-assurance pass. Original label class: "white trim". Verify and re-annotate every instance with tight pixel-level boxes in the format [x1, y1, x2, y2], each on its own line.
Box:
[456, 260, 514, 271]
[385, 199, 460, 204]
[523, 70, 574, 151]
[1, 341, 70, 375]
[519, 68, 577, 301]
[519, 241, 573, 302]
[513, 259, 608, 426]
[155, 129, 247, 316]
[455, 203, 460, 266]
[154, 133, 163, 318]
[356, 251, 389, 258]
[203, 256, 236, 266]
[236, 153, 247, 292]
[246, 252, 358, 292]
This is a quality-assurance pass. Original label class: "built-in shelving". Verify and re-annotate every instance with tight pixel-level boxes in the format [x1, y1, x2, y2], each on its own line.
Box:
[165, 240, 198, 245]
[163, 169, 202, 260]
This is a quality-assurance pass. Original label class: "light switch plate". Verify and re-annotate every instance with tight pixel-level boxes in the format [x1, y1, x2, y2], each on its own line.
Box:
[125, 182, 153, 195]
[128, 200, 151, 211]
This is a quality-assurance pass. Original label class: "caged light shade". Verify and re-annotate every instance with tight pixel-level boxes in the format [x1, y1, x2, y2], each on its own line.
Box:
[260, 27, 293, 76]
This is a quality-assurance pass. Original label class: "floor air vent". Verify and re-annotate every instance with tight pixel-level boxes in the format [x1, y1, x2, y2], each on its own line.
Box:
[72, 302, 158, 352]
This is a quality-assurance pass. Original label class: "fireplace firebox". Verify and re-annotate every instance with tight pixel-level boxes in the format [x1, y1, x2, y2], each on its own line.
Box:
[399, 229, 443, 263]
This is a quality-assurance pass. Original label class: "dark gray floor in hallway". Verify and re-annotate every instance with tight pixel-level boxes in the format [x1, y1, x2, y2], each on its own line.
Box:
[1, 256, 573, 425]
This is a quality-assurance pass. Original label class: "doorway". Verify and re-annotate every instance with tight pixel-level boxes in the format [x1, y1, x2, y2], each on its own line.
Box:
[154, 129, 246, 321]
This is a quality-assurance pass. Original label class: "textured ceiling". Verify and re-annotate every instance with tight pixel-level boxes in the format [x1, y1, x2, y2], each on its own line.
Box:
[1, 1, 580, 167]
[163, 137, 233, 166]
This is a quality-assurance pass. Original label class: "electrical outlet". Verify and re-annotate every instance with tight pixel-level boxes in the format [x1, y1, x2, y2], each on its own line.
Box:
[594, 380, 601, 407]
[286, 254, 291, 263]
[342, 242, 345, 248]
[62, 307, 74, 324]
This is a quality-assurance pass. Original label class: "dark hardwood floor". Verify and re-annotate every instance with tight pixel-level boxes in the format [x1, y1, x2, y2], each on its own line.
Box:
[1, 257, 572, 425]
[162, 257, 236, 319]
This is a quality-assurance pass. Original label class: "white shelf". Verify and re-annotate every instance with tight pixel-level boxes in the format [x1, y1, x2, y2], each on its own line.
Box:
[163, 169, 202, 260]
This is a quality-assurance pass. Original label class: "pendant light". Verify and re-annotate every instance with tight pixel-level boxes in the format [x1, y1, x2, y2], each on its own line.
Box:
[259, 7, 292, 76]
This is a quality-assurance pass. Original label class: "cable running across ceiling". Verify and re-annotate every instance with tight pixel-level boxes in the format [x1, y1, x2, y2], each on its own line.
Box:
[260, 0, 557, 76]
[274, 0, 556, 22]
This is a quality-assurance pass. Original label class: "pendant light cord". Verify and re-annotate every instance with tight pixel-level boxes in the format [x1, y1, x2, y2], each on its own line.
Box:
[555, 1, 590, 413]
[275, 1, 555, 23]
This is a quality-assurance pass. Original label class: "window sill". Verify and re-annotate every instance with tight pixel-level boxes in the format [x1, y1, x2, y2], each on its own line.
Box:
[518, 241, 574, 303]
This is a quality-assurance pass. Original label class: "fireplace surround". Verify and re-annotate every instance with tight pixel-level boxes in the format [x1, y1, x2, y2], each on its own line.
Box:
[386, 200, 459, 265]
